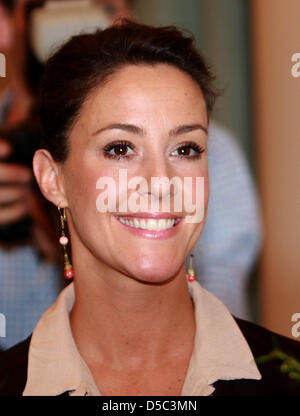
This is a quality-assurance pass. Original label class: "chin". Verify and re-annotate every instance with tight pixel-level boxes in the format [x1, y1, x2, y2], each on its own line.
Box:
[126, 261, 183, 285]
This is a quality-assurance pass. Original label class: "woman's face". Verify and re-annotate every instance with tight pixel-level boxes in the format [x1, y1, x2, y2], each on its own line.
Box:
[58, 64, 209, 283]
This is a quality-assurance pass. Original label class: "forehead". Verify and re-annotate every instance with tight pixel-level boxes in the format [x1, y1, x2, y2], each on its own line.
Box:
[77, 64, 208, 130]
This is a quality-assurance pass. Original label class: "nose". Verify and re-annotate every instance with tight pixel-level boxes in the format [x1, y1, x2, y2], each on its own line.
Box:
[138, 153, 179, 209]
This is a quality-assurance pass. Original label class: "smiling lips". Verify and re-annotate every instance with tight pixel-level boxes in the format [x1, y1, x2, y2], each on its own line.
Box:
[117, 216, 180, 230]
[114, 213, 182, 238]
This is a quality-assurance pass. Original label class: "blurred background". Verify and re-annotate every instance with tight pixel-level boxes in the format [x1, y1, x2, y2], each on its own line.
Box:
[0, 0, 299, 342]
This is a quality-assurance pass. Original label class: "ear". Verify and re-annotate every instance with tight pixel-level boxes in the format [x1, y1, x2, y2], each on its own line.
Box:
[33, 149, 68, 208]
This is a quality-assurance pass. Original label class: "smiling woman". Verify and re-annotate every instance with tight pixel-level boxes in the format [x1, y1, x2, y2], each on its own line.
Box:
[0, 19, 299, 397]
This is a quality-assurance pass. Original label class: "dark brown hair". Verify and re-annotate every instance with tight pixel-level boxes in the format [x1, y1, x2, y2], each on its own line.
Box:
[40, 19, 219, 162]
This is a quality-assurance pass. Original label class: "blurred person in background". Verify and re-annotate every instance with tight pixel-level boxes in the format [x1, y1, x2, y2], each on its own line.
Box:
[0, 0, 132, 350]
[0, 0, 62, 351]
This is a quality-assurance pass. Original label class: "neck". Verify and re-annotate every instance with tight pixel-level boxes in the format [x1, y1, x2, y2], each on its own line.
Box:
[70, 259, 195, 370]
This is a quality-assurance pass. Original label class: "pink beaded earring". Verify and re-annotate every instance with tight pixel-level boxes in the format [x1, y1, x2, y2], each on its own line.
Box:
[186, 254, 196, 282]
[58, 206, 74, 280]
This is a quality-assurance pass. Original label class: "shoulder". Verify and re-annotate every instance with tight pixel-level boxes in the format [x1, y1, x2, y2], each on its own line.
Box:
[234, 316, 300, 358]
[212, 317, 300, 396]
[0, 336, 31, 396]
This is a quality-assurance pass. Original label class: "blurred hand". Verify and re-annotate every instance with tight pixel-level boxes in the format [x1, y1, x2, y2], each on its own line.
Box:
[0, 137, 57, 260]
[0, 138, 32, 225]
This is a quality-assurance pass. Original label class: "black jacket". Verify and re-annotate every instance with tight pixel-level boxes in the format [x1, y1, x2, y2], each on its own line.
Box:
[0, 317, 299, 396]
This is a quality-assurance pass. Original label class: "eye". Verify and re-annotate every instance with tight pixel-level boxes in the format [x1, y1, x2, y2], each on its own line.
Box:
[103, 141, 135, 159]
[171, 143, 205, 159]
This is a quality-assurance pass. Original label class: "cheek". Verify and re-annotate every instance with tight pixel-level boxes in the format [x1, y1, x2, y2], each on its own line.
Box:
[176, 162, 209, 212]
[196, 164, 209, 204]
[64, 162, 120, 216]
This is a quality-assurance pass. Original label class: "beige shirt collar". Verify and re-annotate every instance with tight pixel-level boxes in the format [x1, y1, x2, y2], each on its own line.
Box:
[23, 281, 261, 396]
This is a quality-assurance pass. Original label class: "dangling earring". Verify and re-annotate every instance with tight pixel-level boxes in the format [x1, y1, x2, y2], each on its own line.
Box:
[58, 206, 74, 280]
[186, 253, 196, 282]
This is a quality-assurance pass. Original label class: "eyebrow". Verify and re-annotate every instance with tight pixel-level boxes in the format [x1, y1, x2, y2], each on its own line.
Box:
[169, 124, 208, 136]
[92, 123, 208, 137]
[93, 123, 143, 136]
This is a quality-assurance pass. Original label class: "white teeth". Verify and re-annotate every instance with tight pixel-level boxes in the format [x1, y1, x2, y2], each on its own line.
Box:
[147, 219, 157, 230]
[158, 219, 166, 230]
[166, 219, 173, 228]
[117, 217, 177, 231]
[140, 219, 146, 229]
